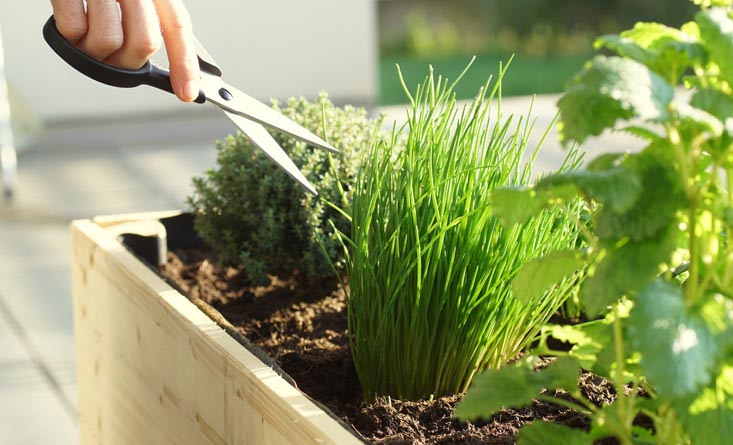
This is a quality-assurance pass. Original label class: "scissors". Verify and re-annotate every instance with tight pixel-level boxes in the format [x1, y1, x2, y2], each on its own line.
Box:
[42, 16, 337, 196]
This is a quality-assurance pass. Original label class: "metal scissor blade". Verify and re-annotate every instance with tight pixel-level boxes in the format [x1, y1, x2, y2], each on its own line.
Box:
[203, 79, 338, 154]
[221, 110, 318, 196]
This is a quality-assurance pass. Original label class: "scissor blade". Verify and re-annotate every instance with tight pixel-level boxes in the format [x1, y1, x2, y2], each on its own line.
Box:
[221, 110, 318, 196]
[203, 80, 338, 154]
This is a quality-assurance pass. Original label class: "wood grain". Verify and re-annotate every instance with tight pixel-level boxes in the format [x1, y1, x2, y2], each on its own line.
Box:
[71, 215, 361, 444]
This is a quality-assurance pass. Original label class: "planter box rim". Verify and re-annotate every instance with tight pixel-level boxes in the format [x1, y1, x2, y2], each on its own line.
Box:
[71, 210, 362, 444]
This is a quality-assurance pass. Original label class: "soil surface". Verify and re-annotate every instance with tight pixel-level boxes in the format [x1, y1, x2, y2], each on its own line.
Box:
[160, 247, 619, 444]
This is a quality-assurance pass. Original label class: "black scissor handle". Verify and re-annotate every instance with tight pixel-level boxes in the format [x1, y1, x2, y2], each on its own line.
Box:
[43, 16, 206, 103]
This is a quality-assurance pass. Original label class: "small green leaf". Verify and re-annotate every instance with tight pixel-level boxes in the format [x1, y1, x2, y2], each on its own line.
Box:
[628, 280, 718, 399]
[518, 422, 593, 445]
[512, 251, 585, 303]
[455, 356, 580, 420]
[544, 322, 613, 373]
[697, 8, 733, 85]
[581, 223, 678, 317]
[558, 56, 675, 145]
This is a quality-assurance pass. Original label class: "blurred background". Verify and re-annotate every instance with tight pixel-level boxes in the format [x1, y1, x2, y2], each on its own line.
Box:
[0, 0, 692, 443]
[378, 0, 696, 103]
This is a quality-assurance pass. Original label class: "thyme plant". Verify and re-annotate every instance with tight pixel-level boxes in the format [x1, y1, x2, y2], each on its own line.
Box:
[188, 94, 383, 285]
[338, 63, 583, 402]
[458, 2, 733, 444]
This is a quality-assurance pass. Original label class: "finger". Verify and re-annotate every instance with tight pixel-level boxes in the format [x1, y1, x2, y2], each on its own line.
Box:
[50, 0, 88, 43]
[105, 0, 162, 69]
[76, 0, 124, 61]
[153, 0, 199, 102]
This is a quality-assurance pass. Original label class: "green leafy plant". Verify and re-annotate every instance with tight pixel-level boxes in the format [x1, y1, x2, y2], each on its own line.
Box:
[335, 62, 583, 402]
[457, 2, 733, 444]
[188, 94, 384, 285]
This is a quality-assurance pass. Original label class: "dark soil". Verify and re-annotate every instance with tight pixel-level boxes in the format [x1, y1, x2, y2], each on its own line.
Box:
[159, 247, 619, 444]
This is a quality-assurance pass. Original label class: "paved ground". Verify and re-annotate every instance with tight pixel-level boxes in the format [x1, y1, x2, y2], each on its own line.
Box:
[0, 96, 642, 444]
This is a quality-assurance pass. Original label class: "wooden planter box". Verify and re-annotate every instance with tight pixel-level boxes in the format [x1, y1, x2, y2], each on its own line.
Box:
[71, 211, 361, 444]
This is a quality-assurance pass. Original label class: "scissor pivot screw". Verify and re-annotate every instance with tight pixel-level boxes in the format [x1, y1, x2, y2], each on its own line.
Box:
[218, 88, 233, 101]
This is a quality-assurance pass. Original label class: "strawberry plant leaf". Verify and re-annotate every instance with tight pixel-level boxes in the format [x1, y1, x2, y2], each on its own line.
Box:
[586, 153, 626, 171]
[538, 165, 642, 214]
[620, 125, 664, 141]
[693, 0, 733, 7]
[696, 7, 733, 85]
[596, 22, 702, 82]
[455, 356, 580, 420]
[594, 143, 684, 242]
[628, 280, 718, 399]
[691, 87, 733, 121]
[512, 251, 585, 303]
[674, 101, 725, 136]
[675, 366, 733, 445]
[545, 322, 614, 373]
[518, 422, 593, 445]
[490, 183, 577, 227]
[581, 223, 678, 317]
[557, 56, 675, 145]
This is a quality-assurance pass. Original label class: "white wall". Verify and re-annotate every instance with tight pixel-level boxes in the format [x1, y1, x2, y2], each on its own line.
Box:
[0, 1, 377, 124]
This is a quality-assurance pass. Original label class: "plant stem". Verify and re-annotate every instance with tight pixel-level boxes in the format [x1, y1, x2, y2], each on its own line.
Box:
[536, 394, 595, 417]
[612, 309, 634, 445]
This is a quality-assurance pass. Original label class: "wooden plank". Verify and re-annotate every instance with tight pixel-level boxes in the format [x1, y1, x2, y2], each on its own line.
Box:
[92, 210, 182, 228]
[71, 216, 361, 445]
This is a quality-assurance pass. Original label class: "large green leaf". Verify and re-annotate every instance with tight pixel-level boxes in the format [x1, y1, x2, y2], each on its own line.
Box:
[557, 56, 675, 145]
[674, 101, 725, 136]
[538, 165, 642, 214]
[596, 22, 703, 82]
[628, 280, 718, 399]
[691, 87, 733, 122]
[512, 251, 585, 303]
[455, 356, 580, 420]
[676, 366, 733, 445]
[490, 183, 577, 227]
[518, 422, 593, 445]
[693, 0, 733, 7]
[697, 8, 733, 85]
[594, 143, 685, 242]
[581, 223, 678, 317]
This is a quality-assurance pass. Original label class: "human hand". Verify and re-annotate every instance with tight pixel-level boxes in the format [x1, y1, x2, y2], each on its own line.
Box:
[50, 0, 200, 102]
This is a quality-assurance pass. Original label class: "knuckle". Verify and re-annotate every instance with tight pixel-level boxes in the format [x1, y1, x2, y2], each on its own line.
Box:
[92, 31, 124, 55]
[129, 34, 162, 59]
[57, 20, 88, 42]
[164, 11, 193, 32]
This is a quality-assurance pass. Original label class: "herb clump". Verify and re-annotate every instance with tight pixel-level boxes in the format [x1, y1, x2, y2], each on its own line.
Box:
[338, 63, 583, 402]
[188, 94, 383, 285]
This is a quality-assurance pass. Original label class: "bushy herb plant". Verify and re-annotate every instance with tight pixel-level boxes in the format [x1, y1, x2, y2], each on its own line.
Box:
[336, 63, 583, 402]
[188, 94, 383, 285]
[457, 2, 733, 444]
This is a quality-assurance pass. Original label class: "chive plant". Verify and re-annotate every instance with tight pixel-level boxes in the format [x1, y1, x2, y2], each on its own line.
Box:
[338, 63, 583, 401]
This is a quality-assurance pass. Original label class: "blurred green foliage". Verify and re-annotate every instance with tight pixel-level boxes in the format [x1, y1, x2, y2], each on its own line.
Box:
[381, 0, 697, 57]
[378, 0, 698, 102]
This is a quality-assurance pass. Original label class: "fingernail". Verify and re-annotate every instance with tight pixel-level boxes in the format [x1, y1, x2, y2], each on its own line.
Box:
[181, 80, 199, 102]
